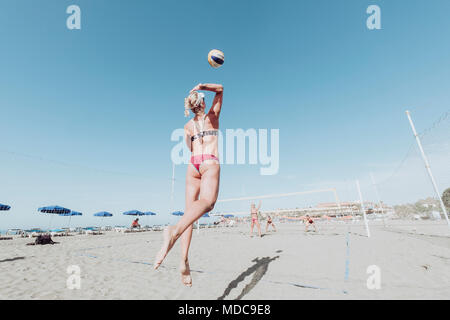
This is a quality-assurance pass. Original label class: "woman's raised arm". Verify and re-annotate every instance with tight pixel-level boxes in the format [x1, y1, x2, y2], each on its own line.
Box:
[190, 83, 224, 118]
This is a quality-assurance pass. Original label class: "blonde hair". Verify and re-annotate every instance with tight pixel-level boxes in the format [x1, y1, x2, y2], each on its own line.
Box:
[184, 91, 204, 117]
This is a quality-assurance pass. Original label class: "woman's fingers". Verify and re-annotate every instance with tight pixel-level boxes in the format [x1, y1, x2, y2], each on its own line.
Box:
[190, 84, 201, 93]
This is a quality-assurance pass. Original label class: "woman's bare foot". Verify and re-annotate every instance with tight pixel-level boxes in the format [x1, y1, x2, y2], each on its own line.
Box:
[154, 226, 176, 269]
[180, 259, 192, 287]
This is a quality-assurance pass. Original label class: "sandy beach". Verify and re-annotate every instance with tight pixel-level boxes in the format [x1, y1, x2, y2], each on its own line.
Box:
[1, 220, 449, 300]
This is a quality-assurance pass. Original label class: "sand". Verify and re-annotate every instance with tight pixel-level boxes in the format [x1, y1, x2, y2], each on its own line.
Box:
[0, 220, 449, 300]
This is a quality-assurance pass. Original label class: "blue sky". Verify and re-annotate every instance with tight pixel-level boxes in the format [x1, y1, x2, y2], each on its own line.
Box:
[1, 0, 449, 230]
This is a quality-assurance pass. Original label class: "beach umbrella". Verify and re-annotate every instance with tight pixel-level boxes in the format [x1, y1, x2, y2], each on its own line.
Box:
[123, 210, 145, 216]
[94, 211, 113, 217]
[123, 210, 145, 227]
[38, 205, 71, 214]
[171, 211, 184, 216]
[59, 211, 82, 230]
[38, 206, 71, 231]
[0, 204, 11, 211]
[223, 214, 234, 218]
[197, 213, 211, 234]
[94, 211, 113, 228]
[142, 211, 157, 227]
[59, 211, 82, 216]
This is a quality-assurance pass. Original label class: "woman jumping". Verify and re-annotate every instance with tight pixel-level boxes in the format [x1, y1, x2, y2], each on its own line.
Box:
[154, 83, 223, 287]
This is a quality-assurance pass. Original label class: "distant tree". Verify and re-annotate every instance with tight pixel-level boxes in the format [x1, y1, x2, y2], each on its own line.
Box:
[443, 188, 450, 211]
[393, 203, 417, 219]
[393, 197, 442, 219]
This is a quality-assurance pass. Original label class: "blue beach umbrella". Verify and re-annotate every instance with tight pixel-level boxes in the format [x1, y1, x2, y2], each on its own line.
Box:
[38, 206, 72, 231]
[123, 210, 145, 227]
[94, 211, 113, 228]
[38, 206, 71, 214]
[94, 211, 113, 217]
[223, 214, 234, 218]
[59, 211, 82, 216]
[143, 211, 157, 227]
[202, 213, 210, 218]
[171, 211, 184, 216]
[59, 211, 82, 230]
[0, 204, 11, 211]
[123, 210, 145, 216]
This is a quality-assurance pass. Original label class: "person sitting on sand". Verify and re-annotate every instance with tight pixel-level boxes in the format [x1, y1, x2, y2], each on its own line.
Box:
[304, 215, 317, 232]
[265, 215, 276, 233]
[131, 218, 141, 229]
[250, 201, 262, 237]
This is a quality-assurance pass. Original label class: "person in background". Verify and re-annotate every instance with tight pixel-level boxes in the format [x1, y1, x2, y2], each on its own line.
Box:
[131, 218, 141, 229]
[265, 215, 277, 233]
[304, 215, 317, 232]
[250, 201, 262, 237]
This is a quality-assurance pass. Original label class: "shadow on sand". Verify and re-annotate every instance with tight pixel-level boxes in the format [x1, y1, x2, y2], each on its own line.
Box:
[218, 254, 280, 300]
[0, 256, 25, 263]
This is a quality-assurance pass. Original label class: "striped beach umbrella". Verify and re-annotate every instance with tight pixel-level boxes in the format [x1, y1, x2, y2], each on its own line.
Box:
[38, 206, 71, 231]
[0, 204, 11, 211]
[38, 206, 71, 214]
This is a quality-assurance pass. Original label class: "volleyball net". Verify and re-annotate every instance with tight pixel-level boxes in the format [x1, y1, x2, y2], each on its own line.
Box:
[214, 188, 346, 219]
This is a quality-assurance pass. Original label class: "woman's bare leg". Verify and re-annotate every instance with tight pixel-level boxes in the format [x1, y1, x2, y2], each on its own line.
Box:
[256, 221, 262, 237]
[250, 221, 255, 236]
[179, 171, 200, 286]
[180, 225, 193, 286]
[154, 164, 220, 269]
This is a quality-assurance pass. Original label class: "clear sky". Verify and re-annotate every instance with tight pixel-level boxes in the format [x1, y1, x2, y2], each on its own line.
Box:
[1, 0, 449, 230]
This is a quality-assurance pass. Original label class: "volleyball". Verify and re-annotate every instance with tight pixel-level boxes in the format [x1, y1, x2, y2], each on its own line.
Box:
[208, 49, 225, 68]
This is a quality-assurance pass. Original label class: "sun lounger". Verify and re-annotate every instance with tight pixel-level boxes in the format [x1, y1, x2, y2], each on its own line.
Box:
[49, 229, 70, 237]
[82, 227, 102, 235]
[24, 229, 45, 238]
[114, 226, 127, 233]
[152, 225, 163, 231]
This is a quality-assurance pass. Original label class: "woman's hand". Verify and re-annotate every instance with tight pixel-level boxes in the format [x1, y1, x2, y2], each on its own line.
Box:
[190, 83, 202, 94]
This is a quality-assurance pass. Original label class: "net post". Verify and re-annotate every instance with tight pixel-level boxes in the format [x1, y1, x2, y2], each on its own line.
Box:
[370, 172, 386, 228]
[406, 110, 450, 229]
[356, 180, 371, 237]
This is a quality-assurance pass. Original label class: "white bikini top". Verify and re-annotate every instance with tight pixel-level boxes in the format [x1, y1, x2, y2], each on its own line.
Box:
[190, 115, 218, 143]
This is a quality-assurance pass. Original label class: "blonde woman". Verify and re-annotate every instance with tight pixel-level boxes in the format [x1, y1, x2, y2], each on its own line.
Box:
[250, 201, 262, 237]
[154, 83, 223, 287]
